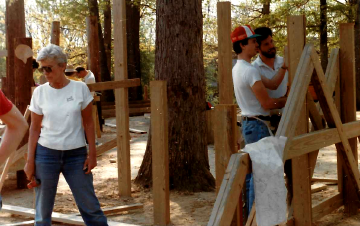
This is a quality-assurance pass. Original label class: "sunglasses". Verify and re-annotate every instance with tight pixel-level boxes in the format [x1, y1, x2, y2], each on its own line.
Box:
[38, 66, 53, 73]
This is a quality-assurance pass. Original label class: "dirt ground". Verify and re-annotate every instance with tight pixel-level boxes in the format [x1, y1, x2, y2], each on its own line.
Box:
[0, 114, 360, 225]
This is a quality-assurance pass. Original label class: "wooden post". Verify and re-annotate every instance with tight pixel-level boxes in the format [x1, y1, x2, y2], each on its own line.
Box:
[339, 23, 358, 215]
[114, 0, 131, 197]
[14, 38, 32, 115]
[151, 81, 170, 226]
[214, 104, 240, 225]
[217, 2, 233, 104]
[86, 16, 101, 83]
[287, 15, 312, 225]
[51, 21, 60, 46]
[4, 0, 26, 103]
[206, 110, 214, 144]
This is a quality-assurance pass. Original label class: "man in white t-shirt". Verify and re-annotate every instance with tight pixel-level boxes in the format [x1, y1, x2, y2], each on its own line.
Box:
[231, 25, 287, 216]
[76, 67, 96, 85]
[252, 27, 288, 131]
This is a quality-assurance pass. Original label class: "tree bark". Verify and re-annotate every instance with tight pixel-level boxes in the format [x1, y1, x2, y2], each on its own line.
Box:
[103, 0, 112, 76]
[88, 0, 114, 102]
[126, 0, 142, 101]
[355, 0, 360, 110]
[320, 0, 328, 72]
[135, 0, 215, 191]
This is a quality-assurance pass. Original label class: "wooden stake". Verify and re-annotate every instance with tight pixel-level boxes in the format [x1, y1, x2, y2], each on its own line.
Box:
[114, 0, 131, 197]
[151, 81, 170, 226]
[51, 21, 60, 46]
[339, 23, 358, 214]
[217, 2, 233, 104]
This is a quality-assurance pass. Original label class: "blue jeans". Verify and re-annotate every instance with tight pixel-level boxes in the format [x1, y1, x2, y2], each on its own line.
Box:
[242, 119, 271, 216]
[34, 143, 108, 226]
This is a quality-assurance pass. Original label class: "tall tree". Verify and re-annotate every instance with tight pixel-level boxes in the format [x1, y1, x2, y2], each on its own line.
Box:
[88, 0, 114, 102]
[320, 0, 328, 71]
[103, 0, 112, 76]
[355, 0, 360, 110]
[135, 0, 215, 191]
[126, 0, 143, 101]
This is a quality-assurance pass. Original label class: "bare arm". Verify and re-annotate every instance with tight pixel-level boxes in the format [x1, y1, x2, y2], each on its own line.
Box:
[0, 106, 28, 164]
[252, 81, 287, 110]
[81, 102, 96, 174]
[261, 66, 287, 90]
[24, 112, 43, 180]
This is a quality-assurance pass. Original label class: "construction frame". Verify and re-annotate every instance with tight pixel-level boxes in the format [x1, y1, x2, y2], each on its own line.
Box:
[211, 3, 359, 225]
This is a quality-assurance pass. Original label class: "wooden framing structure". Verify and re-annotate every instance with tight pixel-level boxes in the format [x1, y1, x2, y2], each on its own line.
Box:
[208, 20, 360, 225]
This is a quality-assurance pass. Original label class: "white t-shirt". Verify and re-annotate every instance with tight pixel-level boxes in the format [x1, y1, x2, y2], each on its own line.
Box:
[232, 60, 270, 116]
[29, 80, 94, 150]
[84, 70, 96, 96]
[252, 55, 288, 98]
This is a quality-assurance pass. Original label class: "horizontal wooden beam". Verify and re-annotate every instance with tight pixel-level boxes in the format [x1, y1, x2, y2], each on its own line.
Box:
[87, 78, 140, 92]
[286, 120, 360, 160]
[312, 193, 343, 222]
[311, 183, 327, 193]
[0, 50, 7, 58]
[311, 178, 338, 183]
[73, 203, 143, 216]
[96, 138, 117, 156]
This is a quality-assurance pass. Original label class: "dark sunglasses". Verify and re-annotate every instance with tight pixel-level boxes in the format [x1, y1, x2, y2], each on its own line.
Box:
[38, 66, 53, 73]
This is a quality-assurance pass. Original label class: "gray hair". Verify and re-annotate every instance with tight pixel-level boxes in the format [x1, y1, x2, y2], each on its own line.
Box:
[36, 44, 67, 64]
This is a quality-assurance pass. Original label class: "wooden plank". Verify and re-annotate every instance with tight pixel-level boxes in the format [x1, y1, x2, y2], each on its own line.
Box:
[104, 123, 147, 134]
[86, 16, 101, 83]
[208, 153, 250, 226]
[96, 138, 117, 156]
[114, 0, 131, 197]
[311, 183, 327, 193]
[312, 193, 343, 222]
[92, 105, 101, 139]
[286, 15, 312, 226]
[245, 204, 256, 226]
[339, 23, 358, 214]
[151, 81, 170, 226]
[87, 79, 140, 92]
[51, 21, 60, 45]
[2, 221, 35, 226]
[286, 120, 360, 160]
[102, 107, 151, 118]
[217, 2, 233, 104]
[1, 205, 138, 226]
[312, 178, 338, 183]
[73, 203, 143, 216]
[310, 46, 360, 201]
[0, 50, 7, 58]
[206, 110, 214, 144]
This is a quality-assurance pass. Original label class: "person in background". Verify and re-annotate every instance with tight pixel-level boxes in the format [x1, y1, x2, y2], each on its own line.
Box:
[76, 67, 96, 96]
[231, 25, 287, 216]
[65, 65, 82, 81]
[24, 44, 108, 226]
[0, 90, 28, 209]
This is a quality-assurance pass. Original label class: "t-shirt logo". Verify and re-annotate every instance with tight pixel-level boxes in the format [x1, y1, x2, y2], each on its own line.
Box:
[67, 96, 74, 102]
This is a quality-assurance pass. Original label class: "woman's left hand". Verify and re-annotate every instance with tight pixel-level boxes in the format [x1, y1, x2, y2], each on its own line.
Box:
[83, 155, 97, 174]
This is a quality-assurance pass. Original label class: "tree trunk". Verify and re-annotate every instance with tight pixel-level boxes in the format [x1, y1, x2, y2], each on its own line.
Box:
[355, 0, 360, 110]
[320, 0, 328, 71]
[262, 0, 270, 15]
[126, 0, 142, 101]
[135, 0, 215, 191]
[103, 0, 112, 76]
[88, 0, 114, 102]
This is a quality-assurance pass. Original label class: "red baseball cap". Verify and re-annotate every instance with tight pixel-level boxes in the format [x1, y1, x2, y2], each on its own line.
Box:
[231, 25, 261, 43]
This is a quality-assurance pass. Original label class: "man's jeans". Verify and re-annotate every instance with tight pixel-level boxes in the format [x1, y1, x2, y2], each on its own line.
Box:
[242, 119, 271, 215]
[34, 143, 108, 226]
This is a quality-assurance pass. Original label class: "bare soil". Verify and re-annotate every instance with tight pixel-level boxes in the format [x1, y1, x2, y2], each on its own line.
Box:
[0, 115, 359, 225]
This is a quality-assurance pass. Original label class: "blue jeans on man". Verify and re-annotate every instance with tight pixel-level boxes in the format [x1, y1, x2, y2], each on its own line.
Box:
[242, 119, 271, 215]
[34, 143, 108, 226]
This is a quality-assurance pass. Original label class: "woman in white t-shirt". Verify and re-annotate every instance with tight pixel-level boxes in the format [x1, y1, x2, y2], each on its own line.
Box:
[24, 44, 108, 226]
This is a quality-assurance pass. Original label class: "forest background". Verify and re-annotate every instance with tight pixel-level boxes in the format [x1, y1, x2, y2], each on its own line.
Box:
[0, 0, 357, 105]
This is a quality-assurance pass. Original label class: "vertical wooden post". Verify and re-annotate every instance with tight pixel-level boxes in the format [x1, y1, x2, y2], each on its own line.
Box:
[287, 15, 312, 225]
[151, 81, 170, 226]
[206, 110, 214, 144]
[339, 23, 358, 215]
[51, 21, 60, 46]
[217, 2, 233, 105]
[4, 0, 25, 103]
[214, 104, 240, 225]
[86, 16, 101, 83]
[114, 0, 131, 197]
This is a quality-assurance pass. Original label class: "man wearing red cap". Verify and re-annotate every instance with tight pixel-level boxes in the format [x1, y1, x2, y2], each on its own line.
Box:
[231, 25, 287, 216]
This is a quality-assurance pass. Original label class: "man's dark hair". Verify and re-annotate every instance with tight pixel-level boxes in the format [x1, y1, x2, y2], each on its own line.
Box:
[233, 39, 249, 55]
[75, 67, 86, 73]
[254, 27, 272, 46]
[32, 59, 39, 69]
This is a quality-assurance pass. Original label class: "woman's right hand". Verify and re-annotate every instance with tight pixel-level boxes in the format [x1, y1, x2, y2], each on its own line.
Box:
[24, 160, 35, 180]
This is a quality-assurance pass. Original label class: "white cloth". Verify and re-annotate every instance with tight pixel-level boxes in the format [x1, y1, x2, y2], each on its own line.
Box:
[29, 80, 94, 150]
[252, 55, 288, 98]
[243, 136, 287, 226]
[232, 59, 270, 116]
[83, 70, 96, 96]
